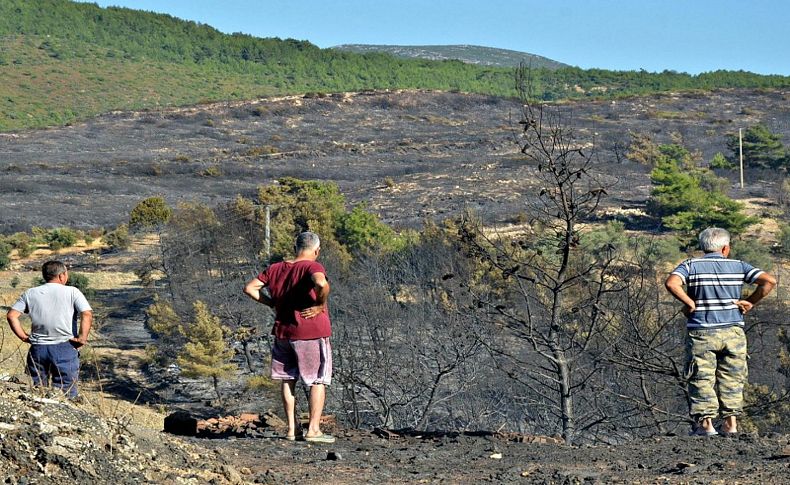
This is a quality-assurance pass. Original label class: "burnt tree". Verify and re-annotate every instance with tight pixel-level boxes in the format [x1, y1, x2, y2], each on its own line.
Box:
[459, 65, 623, 444]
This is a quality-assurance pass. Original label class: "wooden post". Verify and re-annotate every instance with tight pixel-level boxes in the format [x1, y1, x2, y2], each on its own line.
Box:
[265, 205, 271, 262]
[739, 128, 744, 189]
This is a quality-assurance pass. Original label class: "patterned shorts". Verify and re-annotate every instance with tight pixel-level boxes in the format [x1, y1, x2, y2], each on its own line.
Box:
[271, 337, 332, 386]
[685, 326, 747, 420]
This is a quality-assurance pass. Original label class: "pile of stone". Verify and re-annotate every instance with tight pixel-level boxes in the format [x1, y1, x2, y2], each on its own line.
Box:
[199, 411, 285, 438]
[164, 409, 337, 439]
[0, 382, 244, 484]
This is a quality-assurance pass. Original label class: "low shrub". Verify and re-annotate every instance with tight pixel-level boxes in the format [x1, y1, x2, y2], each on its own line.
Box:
[46, 228, 79, 250]
[245, 375, 278, 391]
[244, 145, 279, 157]
[7, 232, 35, 258]
[130, 196, 173, 230]
[0, 240, 11, 269]
[104, 224, 131, 250]
[199, 165, 222, 177]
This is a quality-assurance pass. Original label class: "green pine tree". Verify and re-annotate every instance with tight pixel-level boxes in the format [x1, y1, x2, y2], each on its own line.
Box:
[726, 124, 787, 169]
[177, 301, 237, 401]
[647, 144, 757, 244]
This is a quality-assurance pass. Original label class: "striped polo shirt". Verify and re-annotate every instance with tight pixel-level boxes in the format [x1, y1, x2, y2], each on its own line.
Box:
[671, 252, 763, 329]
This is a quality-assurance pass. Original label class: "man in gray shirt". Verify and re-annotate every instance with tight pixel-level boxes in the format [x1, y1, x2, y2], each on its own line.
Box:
[6, 261, 93, 398]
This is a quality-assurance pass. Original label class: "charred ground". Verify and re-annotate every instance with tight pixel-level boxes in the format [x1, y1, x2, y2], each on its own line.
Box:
[1, 88, 788, 233]
[4, 89, 790, 483]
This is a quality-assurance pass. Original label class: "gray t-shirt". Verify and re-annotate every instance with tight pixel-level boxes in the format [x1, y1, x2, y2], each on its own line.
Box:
[11, 283, 92, 345]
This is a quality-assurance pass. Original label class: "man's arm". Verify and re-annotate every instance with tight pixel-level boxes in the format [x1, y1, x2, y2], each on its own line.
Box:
[300, 272, 330, 319]
[70, 310, 92, 348]
[665, 274, 695, 315]
[6, 309, 30, 343]
[244, 277, 274, 307]
[735, 272, 777, 314]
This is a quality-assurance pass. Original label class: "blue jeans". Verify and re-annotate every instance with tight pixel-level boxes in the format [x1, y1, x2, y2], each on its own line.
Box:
[27, 342, 80, 398]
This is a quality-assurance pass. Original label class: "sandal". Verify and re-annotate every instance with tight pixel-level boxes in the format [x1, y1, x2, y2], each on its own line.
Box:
[689, 427, 718, 437]
[304, 433, 336, 443]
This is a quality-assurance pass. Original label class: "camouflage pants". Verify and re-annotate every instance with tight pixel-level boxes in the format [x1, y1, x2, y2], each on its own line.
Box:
[685, 326, 748, 420]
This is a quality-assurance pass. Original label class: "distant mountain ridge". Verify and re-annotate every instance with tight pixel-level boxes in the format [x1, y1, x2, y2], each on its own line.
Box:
[333, 44, 569, 70]
[1, 0, 789, 131]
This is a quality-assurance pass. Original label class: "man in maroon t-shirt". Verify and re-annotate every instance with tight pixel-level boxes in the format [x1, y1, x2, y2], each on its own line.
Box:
[244, 231, 334, 443]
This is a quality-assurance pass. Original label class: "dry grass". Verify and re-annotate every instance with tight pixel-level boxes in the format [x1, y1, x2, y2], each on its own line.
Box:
[87, 272, 139, 290]
[81, 345, 167, 430]
[0, 324, 28, 377]
[0, 326, 165, 430]
[76, 386, 166, 431]
[245, 374, 279, 392]
[740, 197, 783, 246]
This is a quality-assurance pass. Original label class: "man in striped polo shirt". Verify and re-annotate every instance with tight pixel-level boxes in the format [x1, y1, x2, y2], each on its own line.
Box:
[665, 227, 776, 436]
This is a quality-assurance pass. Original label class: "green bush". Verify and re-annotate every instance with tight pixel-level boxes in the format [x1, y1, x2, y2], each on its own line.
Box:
[709, 152, 734, 170]
[67, 272, 95, 299]
[647, 144, 756, 245]
[199, 165, 222, 177]
[726, 124, 787, 169]
[46, 228, 79, 250]
[30, 227, 48, 243]
[7, 232, 35, 258]
[336, 203, 404, 253]
[129, 196, 172, 230]
[0, 240, 11, 270]
[257, 178, 347, 260]
[104, 224, 131, 250]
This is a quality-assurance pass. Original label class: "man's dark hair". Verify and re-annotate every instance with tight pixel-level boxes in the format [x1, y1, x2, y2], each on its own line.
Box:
[42, 261, 67, 282]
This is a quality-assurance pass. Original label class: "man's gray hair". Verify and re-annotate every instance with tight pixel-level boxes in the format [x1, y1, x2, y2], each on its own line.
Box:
[295, 231, 320, 252]
[42, 260, 67, 282]
[699, 227, 730, 253]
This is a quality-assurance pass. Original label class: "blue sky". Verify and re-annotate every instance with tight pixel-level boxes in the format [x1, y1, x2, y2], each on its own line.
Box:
[83, 0, 789, 75]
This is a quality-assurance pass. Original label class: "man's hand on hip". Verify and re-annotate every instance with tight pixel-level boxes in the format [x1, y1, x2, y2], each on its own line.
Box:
[733, 299, 753, 314]
[682, 302, 696, 317]
[300, 306, 325, 319]
[69, 337, 87, 348]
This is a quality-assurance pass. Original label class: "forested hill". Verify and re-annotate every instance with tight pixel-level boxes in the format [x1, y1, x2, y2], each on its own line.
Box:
[333, 44, 569, 69]
[2, 0, 790, 131]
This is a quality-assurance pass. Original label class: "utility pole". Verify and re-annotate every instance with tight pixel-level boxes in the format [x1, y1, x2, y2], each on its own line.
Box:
[252, 203, 272, 269]
[739, 128, 744, 189]
[265, 205, 271, 262]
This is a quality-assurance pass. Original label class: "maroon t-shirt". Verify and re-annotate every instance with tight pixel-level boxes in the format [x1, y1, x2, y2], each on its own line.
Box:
[257, 260, 331, 340]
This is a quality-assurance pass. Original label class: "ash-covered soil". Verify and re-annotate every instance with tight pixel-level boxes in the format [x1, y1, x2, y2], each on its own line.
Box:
[1, 88, 788, 233]
[202, 428, 790, 484]
[4, 88, 790, 483]
[0, 382, 245, 484]
[4, 377, 790, 484]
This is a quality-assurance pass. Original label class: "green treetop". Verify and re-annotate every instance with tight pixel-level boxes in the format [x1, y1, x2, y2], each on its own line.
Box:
[647, 144, 757, 244]
[129, 196, 173, 230]
[726, 124, 787, 170]
[176, 300, 237, 400]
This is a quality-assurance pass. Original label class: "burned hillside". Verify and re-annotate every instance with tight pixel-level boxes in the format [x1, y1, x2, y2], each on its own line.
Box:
[1, 88, 788, 233]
